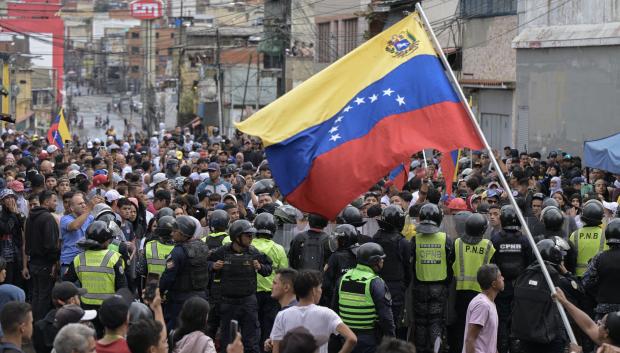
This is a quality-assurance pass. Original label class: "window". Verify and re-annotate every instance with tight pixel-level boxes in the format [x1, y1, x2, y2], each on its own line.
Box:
[460, 0, 516, 18]
[170, 33, 175, 38]
[131, 47, 140, 54]
[131, 32, 139, 39]
[155, 32, 160, 39]
[343, 18, 358, 55]
[317, 22, 330, 63]
[131, 66, 140, 73]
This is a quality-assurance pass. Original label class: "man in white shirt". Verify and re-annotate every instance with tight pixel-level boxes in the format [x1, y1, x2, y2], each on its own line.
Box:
[270, 270, 357, 353]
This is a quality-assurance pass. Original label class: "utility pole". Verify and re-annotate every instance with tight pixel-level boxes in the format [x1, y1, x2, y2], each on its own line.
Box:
[240, 54, 252, 120]
[255, 53, 260, 110]
[216, 28, 223, 132]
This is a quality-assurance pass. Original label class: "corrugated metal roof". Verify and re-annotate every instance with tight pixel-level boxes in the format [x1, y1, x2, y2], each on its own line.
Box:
[513, 22, 620, 49]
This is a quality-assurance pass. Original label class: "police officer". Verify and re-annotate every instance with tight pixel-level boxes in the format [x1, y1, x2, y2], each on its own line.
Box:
[251, 213, 288, 353]
[583, 219, 620, 320]
[143, 215, 176, 276]
[339, 205, 371, 244]
[273, 205, 299, 252]
[63, 221, 127, 336]
[535, 206, 577, 273]
[570, 199, 607, 277]
[511, 239, 566, 353]
[449, 213, 496, 353]
[324, 224, 359, 306]
[336, 242, 395, 353]
[490, 205, 532, 353]
[204, 209, 231, 339]
[208, 219, 273, 353]
[289, 213, 331, 271]
[159, 215, 210, 330]
[411, 203, 454, 353]
[371, 205, 411, 339]
[204, 209, 231, 250]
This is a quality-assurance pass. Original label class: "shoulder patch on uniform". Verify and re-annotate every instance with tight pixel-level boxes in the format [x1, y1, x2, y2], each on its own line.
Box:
[166, 260, 175, 269]
[385, 290, 392, 302]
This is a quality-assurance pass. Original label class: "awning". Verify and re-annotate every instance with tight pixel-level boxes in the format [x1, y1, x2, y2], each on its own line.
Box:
[583, 132, 620, 174]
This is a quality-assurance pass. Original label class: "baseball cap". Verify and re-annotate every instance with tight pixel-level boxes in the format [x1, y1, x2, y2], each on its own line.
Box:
[149, 172, 167, 187]
[52, 282, 88, 302]
[0, 189, 16, 200]
[448, 198, 468, 211]
[46, 145, 58, 154]
[68, 170, 81, 180]
[7, 180, 24, 193]
[104, 189, 121, 203]
[38, 151, 49, 160]
[99, 295, 131, 329]
[207, 162, 220, 171]
[571, 176, 585, 185]
[92, 174, 108, 187]
[54, 304, 97, 329]
[486, 189, 501, 199]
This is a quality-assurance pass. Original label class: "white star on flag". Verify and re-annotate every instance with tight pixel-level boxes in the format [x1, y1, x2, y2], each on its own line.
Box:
[369, 94, 378, 103]
[329, 134, 341, 142]
[355, 97, 365, 105]
[329, 126, 339, 134]
[396, 95, 406, 106]
[335, 116, 344, 123]
[383, 88, 394, 96]
[343, 106, 352, 113]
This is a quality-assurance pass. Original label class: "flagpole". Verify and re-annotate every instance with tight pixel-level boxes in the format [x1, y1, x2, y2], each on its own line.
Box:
[416, 3, 577, 344]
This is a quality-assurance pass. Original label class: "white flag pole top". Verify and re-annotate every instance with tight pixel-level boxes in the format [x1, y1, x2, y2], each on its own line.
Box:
[415, 2, 577, 344]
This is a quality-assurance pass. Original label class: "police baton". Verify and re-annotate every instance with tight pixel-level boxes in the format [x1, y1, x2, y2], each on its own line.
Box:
[416, 2, 577, 344]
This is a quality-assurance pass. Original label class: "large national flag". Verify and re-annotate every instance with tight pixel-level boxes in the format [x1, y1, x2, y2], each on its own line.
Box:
[236, 13, 484, 218]
[47, 108, 71, 148]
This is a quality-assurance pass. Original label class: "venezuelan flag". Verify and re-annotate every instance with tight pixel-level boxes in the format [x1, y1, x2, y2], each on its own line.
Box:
[47, 108, 71, 148]
[440, 149, 462, 196]
[237, 13, 483, 218]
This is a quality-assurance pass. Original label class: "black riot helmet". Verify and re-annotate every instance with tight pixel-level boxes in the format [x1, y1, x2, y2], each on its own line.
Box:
[465, 213, 488, 238]
[329, 224, 358, 252]
[542, 197, 560, 210]
[417, 203, 443, 234]
[537, 239, 563, 266]
[606, 219, 620, 245]
[274, 205, 298, 225]
[357, 242, 386, 268]
[156, 207, 174, 221]
[209, 209, 230, 232]
[174, 215, 197, 238]
[339, 206, 366, 227]
[500, 205, 520, 231]
[254, 213, 277, 237]
[86, 220, 114, 244]
[308, 213, 328, 229]
[229, 219, 257, 244]
[155, 216, 176, 240]
[541, 206, 564, 231]
[378, 205, 405, 232]
[253, 179, 275, 196]
[581, 199, 604, 226]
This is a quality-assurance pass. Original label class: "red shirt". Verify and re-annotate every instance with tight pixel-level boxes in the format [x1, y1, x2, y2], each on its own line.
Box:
[96, 339, 131, 353]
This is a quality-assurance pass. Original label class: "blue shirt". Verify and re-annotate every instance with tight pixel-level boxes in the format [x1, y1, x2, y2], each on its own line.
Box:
[60, 214, 94, 264]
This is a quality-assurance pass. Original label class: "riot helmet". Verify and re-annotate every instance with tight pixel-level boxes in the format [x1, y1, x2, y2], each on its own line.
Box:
[156, 207, 174, 220]
[542, 197, 560, 209]
[174, 215, 197, 238]
[86, 220, 114, 244]
[357, 242, 386, 268]
[229, 219, 257, 244]
[339, 206, 366, 227]
[329, 224, 358, 252]
[308, 213, 328, 229]
[254, 213, 276, 237]
[606, 219, 620, 245]
[274, 205, 298, 225]
[500, 205, 520, 231]
[465, 213, 488, 238]
[537, 238, 563, 266]
[253, 179, 275, 196]
[155, 216, 176, 240]
[209, 209, 230, 232]
[417, 203, 443, 234]
[581, 199, 604, 226]
[129, 302, 153, 324]
[378, 205, 405, 232]
[541, 206, 565, 231]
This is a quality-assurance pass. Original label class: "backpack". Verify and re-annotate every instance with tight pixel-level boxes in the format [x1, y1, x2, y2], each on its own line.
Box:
[511, 264, 562, 344]
[298, 231, 327, 271]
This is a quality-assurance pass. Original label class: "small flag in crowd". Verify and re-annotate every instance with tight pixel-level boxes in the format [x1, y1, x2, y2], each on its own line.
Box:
[388, 163, 409, 191]
[236, 13, 483, 218]
[47, 108, 71, 148]
[440, 149, 462, 195]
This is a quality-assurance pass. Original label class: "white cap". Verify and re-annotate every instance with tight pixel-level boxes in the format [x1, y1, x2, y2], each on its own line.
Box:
[104, 189, 121, 203]
[47, 145, 59, 154]
[87, 141, 93, 149]
[149, 173, 167, 187]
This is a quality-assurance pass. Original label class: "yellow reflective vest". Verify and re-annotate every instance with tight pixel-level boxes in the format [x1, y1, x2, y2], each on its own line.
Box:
[570, 225, 608, 277]
[73, 249, 122, 305]
[145, 240, 175, 276]
[415, 232, 448, 282]
[453, 238, 495, 292]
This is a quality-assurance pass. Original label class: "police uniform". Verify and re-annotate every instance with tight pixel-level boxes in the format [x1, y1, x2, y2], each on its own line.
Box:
[208, 243, 273, 353]
[204, 230, 229, 339]
[251, 236, 287, 353]
[582, 244, 620, 319]
[324, 248, 357, 307]
[490, 230, 532, 353]
[449, 235, 495, 353]
[160, 238, 210, 330]
[569, 224, 608, 277]
[336, 264, 395, 353]
[144, 240, 174, 276]
[411, 231, 455, 353]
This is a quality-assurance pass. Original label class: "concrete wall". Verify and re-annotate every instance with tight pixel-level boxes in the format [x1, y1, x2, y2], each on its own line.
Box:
[518, 0, 620, 27]
[462, 15, 517, 82]
[516, 46, 620, 156]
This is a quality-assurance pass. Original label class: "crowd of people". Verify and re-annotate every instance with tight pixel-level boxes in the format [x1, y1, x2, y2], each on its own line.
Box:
[0, 125, 618, 353]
